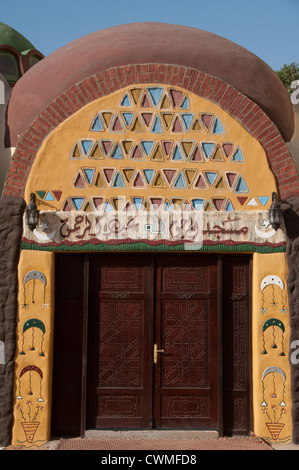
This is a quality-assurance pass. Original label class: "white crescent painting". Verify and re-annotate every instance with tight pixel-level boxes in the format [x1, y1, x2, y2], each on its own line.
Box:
[33, 228, 57, 242]
[254, 225, 276, 239]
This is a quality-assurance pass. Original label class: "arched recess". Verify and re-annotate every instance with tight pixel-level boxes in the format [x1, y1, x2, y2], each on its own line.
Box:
[24, 83, 278, 215]
[7, 76, 296, 447]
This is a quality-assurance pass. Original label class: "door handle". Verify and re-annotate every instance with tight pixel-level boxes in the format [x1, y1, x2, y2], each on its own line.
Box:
[154, 343, 164, 363]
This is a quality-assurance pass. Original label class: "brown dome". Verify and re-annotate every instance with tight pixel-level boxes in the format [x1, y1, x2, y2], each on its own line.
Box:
[6, 22, 294, 145]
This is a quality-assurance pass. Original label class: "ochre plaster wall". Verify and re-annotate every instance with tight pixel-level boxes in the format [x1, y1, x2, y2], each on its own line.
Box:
[25, 85, 277, 215]
[252, 252, 292, 444]
[11, 250, 54, 447]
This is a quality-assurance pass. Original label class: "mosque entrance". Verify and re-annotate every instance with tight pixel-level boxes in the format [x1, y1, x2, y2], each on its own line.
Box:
[51, 253, 251, 437]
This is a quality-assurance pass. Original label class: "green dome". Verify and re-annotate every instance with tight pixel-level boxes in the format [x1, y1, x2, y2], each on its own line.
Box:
[0, 22, 35, 54]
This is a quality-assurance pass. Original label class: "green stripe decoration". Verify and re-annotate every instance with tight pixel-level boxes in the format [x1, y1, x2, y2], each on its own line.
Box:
[21, 241, 286, 254]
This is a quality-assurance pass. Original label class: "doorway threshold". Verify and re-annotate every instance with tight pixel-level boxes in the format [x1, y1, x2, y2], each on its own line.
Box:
[85, 429, 219, 440]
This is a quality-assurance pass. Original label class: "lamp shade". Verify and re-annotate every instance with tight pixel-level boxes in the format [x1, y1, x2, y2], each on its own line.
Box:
[269, 192, 282, 231]
[26, 193, 39, 231]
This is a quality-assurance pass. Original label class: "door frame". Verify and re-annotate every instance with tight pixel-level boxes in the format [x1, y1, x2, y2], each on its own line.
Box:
[80, 254, 90, 437]
[217, 254, 253, 437]
[52, 252, 253, 437]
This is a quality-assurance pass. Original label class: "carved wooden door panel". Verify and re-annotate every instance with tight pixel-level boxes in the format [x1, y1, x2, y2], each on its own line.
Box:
[53, 253, 251, 435]
[222, 256, 251, 435]
[87, 254, 153, 429]
[87, 253, 218, 430]
[153, 255, 218, 429]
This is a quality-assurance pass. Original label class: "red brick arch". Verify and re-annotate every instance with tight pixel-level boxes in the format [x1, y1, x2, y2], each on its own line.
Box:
[3, 64, 299, 200]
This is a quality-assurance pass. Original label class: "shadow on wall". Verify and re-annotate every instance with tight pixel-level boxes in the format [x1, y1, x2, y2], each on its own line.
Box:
[287, 104, 299, 174]
[282, 199, 299, 240]
[0, 74, 13, 196]
[281, 196, 299, 444]
[0, 196, 26, 447]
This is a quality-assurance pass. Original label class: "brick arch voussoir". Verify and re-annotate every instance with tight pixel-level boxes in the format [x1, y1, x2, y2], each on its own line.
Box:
[3, 64, 299, 199]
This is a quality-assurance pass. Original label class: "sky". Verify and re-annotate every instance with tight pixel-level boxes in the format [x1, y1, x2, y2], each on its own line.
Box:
[1, 0, 298, 72]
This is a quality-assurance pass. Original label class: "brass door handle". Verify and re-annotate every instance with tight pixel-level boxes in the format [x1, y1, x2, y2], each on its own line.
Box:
[154, 343, 164, 363]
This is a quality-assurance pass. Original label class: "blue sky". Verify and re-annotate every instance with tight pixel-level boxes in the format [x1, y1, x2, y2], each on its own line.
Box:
[1, 0, 298, 71]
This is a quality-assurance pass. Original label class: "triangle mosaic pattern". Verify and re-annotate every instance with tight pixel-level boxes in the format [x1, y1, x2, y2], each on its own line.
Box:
[35, 85, 271, 212]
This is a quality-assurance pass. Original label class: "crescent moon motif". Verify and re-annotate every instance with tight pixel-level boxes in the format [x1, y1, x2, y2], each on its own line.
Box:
[261, 275, 284, 291]
[19, 365, 43, 380]
[24, 271, 47, 287]
[262, 318, 285, 333]
[262, 366, 286, 382]
[33, 228, 57, 242]
[254, 225, 276, 239]
[23, 318, 45, 334]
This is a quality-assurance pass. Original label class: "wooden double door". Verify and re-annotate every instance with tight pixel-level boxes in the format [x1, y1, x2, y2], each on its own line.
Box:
[52, 253, 251, 437]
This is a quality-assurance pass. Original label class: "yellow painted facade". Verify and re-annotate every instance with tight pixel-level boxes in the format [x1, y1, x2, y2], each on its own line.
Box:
[11, 84, 292, 446]
[12, 250, 54, 447]
[252, 252, 291, 444]
[25, 85, 277, 213]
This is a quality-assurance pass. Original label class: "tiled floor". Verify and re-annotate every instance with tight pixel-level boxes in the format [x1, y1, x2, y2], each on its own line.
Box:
[7, 430, 298, 450]
[4, 432, 273, 451]
[54, 435, 273, 450]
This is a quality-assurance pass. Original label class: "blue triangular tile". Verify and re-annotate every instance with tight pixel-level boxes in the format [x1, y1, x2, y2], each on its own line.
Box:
[180, 96, 189, 109]
[141, 141, 154, 156]
[202, 142, 216, 159]
[81, 139, 94, 156]
[231, 146, 244, 162]
[181, 113, 194, 131]
[205, 172, 218, 185]
[122, 112, 134, 127]
[212, 117, 225, 134]
[234, 175, 249, 193]
[172, 145, 183, 161]
[111, 144, 124, 159]
[147, 87, 164, 106]
[71, 197, 85, 210]
[45, 191, 55, 201]
[120, 93, 131, 107]
[91, 115, 104, 131]
[143, 169, 155, 184]
[173, 172, 187, 188]
[132, 197, 143, 210]
[151, 115, 163, 133]
[83, 168, 95, 185]
[192, 199, 205, 210]
[258, 196, 269, 206]
[112, 171, 126, 188]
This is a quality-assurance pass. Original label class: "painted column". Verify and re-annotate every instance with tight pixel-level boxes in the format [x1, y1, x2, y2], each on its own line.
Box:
[12, 250, 54, 447]
[252, 252, 292, 444]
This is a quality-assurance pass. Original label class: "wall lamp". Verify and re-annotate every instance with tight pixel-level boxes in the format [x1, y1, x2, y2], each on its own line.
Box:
[26, 193, 39, 231]
[268, 192, 282, 231]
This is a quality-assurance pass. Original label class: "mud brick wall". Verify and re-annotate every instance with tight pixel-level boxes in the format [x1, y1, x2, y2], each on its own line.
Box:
[283, 197, 299, 444]
[0, 196, 25, 447]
